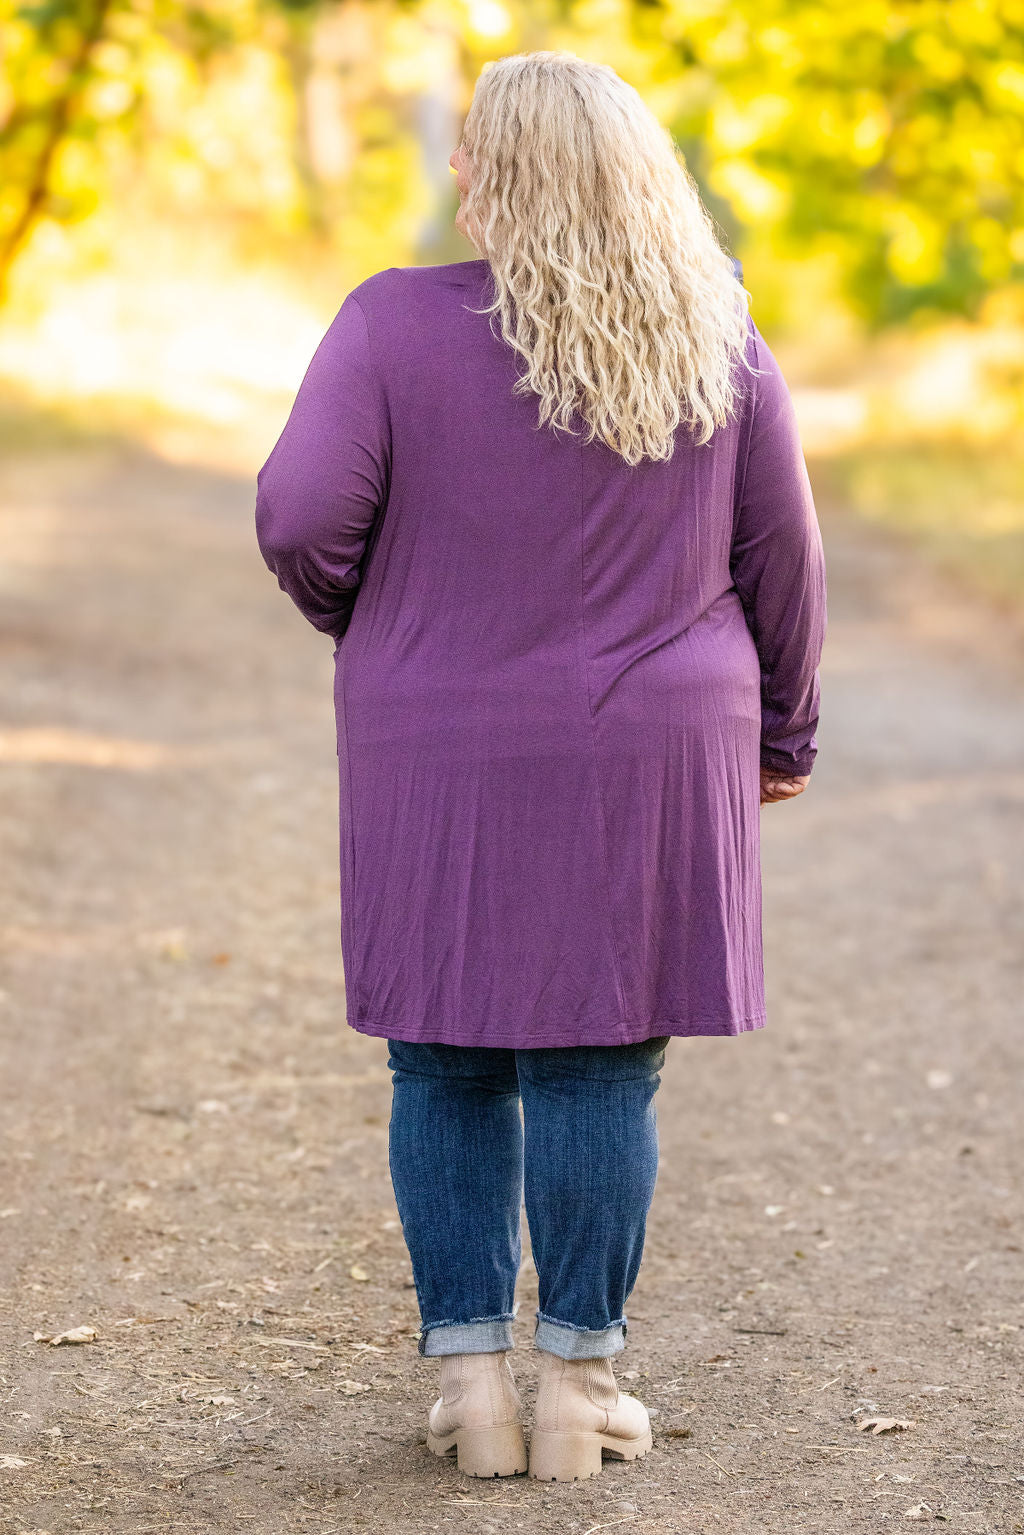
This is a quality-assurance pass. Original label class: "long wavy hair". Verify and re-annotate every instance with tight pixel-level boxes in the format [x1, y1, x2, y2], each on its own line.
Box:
[458, 51, 756, 466]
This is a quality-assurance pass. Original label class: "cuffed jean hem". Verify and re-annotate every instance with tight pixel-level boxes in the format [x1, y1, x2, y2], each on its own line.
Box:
[417, 1315, 517, 1357]
[533, 1312, 627, 1360]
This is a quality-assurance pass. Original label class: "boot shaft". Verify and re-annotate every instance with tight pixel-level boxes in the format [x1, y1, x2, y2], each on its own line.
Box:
[534, 1351, 620, 1433]
[434, 1350, 523, 1428]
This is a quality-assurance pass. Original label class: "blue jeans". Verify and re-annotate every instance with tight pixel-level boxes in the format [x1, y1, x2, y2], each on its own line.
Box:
[385, 1036, 670, 1360]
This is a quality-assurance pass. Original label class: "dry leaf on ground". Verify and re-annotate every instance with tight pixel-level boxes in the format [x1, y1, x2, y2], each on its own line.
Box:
[33, 1326, 97, 1346]
[856, 1416, 915, 1435]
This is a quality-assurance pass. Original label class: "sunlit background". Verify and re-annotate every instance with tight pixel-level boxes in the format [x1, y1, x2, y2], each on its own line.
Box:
[2, 0, 1023, 605]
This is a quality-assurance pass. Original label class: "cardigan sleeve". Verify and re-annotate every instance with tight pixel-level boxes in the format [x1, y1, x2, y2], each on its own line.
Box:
[730, 320, 828, 778]
[255, 292, 391, 642]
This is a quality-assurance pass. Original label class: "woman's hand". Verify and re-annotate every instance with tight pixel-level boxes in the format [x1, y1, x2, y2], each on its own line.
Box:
[760, 768, 811, 805]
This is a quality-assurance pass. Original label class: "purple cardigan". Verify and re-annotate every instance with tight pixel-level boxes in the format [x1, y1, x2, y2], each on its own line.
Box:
[255, 260, 827, 1048]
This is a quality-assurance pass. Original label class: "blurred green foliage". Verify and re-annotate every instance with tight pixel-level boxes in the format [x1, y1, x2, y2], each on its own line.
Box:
[1, 1, 1022, 616]
[0, 0, 1022, 322]
[657, 0, 1024, 327]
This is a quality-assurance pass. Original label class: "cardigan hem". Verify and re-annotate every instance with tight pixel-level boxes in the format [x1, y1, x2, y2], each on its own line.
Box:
[345, 1011, 767, 1048]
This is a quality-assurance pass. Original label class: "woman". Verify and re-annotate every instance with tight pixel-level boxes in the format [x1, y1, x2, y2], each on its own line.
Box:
[255, 51, 827, 1482]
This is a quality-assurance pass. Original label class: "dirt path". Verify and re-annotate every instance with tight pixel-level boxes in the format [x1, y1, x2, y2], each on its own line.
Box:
[1, 427, 1022, 1534]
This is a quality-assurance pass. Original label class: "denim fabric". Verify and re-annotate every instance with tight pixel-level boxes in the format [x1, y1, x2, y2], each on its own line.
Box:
[385, 1035, 670, 1358]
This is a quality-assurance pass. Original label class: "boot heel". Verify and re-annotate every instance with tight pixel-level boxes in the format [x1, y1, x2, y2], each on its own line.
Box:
[529, 1429, 604, 1481]
[429, 1423, 528, 1477]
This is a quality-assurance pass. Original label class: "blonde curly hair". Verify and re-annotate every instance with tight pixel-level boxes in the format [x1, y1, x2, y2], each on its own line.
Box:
[458, 51, 755, 466]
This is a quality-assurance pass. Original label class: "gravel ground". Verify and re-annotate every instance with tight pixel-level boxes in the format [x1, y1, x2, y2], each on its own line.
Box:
[0, 426, 1022, 1534]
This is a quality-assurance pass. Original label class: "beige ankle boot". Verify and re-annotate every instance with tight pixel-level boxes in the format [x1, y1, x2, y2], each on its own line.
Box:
[529, 1350, 653, 1481]
[425, 1350, 529, 1476]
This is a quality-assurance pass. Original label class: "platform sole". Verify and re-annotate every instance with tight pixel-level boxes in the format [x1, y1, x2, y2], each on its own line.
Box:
[426, 1422, 528, 1477]
[528, 1427, 654, 1481]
